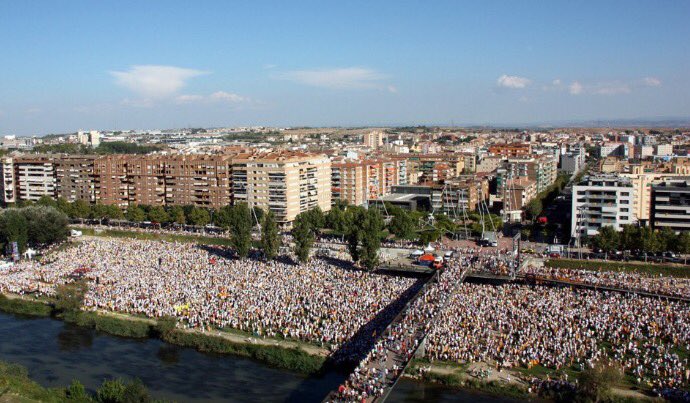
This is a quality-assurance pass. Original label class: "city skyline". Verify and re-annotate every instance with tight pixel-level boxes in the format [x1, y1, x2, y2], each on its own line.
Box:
[1, 0, 690, 135]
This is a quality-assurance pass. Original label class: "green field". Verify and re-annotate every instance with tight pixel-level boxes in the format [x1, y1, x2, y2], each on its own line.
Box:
[545, 258, 690, 278]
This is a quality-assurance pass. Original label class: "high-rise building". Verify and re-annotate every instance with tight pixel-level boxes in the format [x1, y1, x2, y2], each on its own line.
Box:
[572, 175, 637, 236]
[232, 151, 331, 223]
[331, 158, 407, 206]
[363, 131, 385, 149]
[650, 179, 690, 232]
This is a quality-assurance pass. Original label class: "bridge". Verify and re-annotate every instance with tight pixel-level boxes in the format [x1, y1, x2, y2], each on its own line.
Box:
[323, 267, 468, 403]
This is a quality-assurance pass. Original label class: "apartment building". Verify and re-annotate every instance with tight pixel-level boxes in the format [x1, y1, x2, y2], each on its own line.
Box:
[0, 157, 16, 203]
[54, 155, 97, 202]
[331, 157, 407, 206]
[502, 178, 537, 211]
[93, 155, 130, 208]
[13, 156, 56, 202]
[496, 156, 557, 194]
[233, 151, 331, 223]
[363, 131, 385, 149]
[488, 143, 531, 158]
[572, 176, 637, 236]
[650, 179, 690, 232]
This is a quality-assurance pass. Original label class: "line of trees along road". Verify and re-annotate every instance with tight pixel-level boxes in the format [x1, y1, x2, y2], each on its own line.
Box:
[589, 224, 690, 258]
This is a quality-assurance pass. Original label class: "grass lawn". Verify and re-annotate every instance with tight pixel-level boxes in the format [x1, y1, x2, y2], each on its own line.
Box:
[545, 258, 690, 278]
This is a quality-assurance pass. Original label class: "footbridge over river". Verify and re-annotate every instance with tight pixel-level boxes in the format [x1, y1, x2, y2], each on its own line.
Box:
[323, 267, 469, 403]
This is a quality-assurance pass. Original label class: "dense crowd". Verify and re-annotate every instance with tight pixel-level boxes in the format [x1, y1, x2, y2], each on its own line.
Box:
[523, 265, 690, 299]
[332, 256, 470, 402]
[0, 238, 415, 351]
[426, 283, 690, 391]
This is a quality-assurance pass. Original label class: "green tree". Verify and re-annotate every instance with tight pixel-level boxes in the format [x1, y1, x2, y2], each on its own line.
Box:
[106, 204, 124, 220]
[96, 378, 127, 403]
[37, 195, 58, 208]
[229, 203, 252, 257]
[147, 206, 169, 223]
[359, 208, 384, 269]
[575, 362, 623, 403]
[345, 207, 367, 263]
[388, 207, 416, 239]
[591, 226, 619, 258]
[121, 378, 151, 403]
[292, 213, 314, 263]
[168, 205, 186, 225]
[676, 232, 690, 263]
[72, 200, 91, 220]
[21, 205, 69, 246]
[0, 209, 29, 253]
[213, 205, 233, 229]
[303, 206, 325, 230]
[55, 197, 73, 217]
[90, 203, 110, 222]
[66, 379, 89, 401]
[656, 227, 677, 252]
[326, 205, 347, 234]
[126, 205, 146, 223]
[525, 199, 543, 220]
[619, 225, 640, 251]
[260, 210, 280, 260]
[639, 227, 659, 259]
[187, 207, 211, 226]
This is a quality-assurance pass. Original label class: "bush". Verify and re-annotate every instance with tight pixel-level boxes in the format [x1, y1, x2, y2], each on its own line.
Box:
[162, 330, 324, 374]
[93, 315, 151, 338]
[0, 294, 52, 317]
[97, 379, 127, 403]
[66, 379, 90, 401]
[576, 362, 624, 403]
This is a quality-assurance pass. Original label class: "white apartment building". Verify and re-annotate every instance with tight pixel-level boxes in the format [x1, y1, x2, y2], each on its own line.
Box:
[14, 156, 57, 201]
[363, 131, 385, 149]
[0, 157, 16, 203]
[572, 175, 637, 236]
[232, 151, 331, 224]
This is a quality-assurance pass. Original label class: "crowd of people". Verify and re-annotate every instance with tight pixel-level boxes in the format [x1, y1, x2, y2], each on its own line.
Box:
[523, 265, 690, 299]
[0, 238, 415, 352]
[426, 283, 690, 391]
[3, 233, 690, 399]
[332, 255, 470, 402]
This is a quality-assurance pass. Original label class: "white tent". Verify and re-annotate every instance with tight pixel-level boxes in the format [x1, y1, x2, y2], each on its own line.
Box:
[23, 248, 37, 259]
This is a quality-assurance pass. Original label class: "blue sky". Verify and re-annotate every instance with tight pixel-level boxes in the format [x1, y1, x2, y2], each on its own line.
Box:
[1, 0, 689, 134]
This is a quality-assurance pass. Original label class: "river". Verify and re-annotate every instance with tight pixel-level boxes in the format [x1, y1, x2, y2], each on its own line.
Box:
[0, 313, 519, 402]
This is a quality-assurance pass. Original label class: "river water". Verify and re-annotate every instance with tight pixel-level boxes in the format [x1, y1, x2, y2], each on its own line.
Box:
[0, 313, 519, 403]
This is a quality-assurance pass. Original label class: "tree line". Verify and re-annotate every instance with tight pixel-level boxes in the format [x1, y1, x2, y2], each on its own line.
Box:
[0, 205, 69, 254]
[31, 141, 161, 155]
[589, 224, 690, 256]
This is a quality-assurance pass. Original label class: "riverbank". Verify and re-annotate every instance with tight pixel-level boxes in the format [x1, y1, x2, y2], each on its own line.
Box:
[0, 293, 327, 375]
[404, 359, 659, 402]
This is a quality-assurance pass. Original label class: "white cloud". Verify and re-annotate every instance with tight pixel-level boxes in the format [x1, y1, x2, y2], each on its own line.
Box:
[110, 65, 208, 99]
[387, 85, 398, 93]
[277, 67, 388, 90]
[552, 79, 561, 86]
[175, 94, 205, 104]
[210, 91, 245, 102]
[643, 77, 661, 87]
[592, 83, 631, 95]
[496, 74, 531, 89]
[569, 81, 583, 95]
